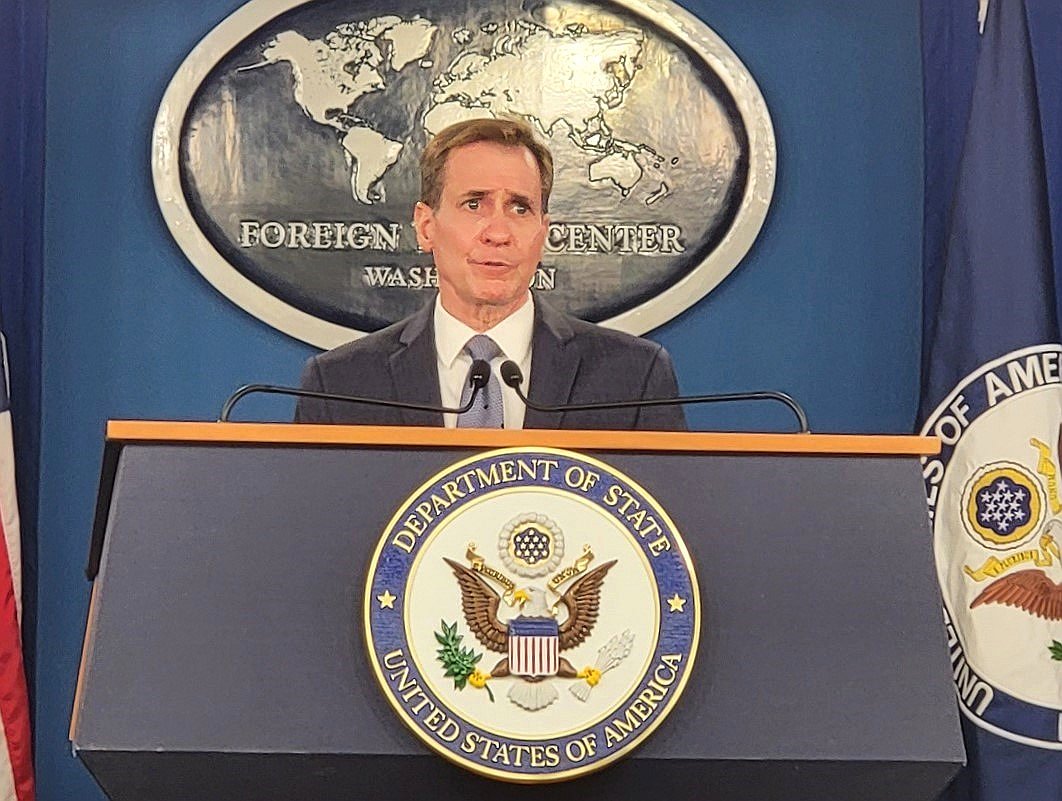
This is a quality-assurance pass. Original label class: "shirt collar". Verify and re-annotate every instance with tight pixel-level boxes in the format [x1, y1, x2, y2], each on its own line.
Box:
[434, 293, 535, 369]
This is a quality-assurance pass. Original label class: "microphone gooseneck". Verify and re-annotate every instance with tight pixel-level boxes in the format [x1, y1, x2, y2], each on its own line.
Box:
[219, 359, 492, 422]
[498, 360, 811, 433]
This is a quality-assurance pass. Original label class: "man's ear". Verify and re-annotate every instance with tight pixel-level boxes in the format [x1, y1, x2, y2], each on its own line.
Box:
[537, 212, 550, 246]
[413, 201, 435, 253]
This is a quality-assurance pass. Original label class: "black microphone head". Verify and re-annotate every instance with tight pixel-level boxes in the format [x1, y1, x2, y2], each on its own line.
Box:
[468, 359, 491, 389]
[499, 360, 523, 387]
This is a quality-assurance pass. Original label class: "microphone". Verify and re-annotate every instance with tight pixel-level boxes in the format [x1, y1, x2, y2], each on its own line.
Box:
[219, 359, 492, 422]
[499, 360, 810, 433]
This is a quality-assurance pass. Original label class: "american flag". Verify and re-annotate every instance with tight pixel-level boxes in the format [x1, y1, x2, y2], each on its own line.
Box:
[507, 617, 559, 677]
[0, 333, 35, 801]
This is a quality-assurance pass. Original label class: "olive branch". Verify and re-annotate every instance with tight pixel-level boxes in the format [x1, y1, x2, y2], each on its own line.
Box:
[1049, 640, 1062, 662]
[435, 620, 494, 701]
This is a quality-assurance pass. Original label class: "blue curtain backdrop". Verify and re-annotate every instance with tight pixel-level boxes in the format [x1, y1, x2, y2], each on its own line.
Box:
[34, 0, 924, 798]
[0, 0, 47, 710]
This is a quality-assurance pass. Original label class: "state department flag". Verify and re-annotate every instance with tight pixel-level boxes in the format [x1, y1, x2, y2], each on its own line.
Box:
[0, 331, 35, 801]
[919, 1, 1062, 799]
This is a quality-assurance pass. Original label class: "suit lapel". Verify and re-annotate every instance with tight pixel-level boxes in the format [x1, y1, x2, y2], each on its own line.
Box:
[523, 297, 580, 430]
[389, 300, 445, 427]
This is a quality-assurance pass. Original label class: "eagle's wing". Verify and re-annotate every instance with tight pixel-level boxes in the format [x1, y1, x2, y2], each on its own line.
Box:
[442, 558, 508, 652]
[558, 560, 617, 651]
[970, 569, 1062, 621]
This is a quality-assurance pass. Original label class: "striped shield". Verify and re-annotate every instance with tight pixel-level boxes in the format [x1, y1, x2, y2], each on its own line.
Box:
[507, 616, 559, 677]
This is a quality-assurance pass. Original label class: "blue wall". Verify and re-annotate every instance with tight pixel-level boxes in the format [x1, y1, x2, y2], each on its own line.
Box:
[37, 0, 922, 797]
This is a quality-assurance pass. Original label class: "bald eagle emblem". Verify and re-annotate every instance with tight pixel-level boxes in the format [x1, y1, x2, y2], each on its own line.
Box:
[972, 548, 1062, 620]
[441, 537, 627, 710]
[970, 566, 1062, 621]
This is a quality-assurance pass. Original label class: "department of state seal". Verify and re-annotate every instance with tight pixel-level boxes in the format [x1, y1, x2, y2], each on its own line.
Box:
[364, 447, 699, 781]
[922, 344, 1062, 748]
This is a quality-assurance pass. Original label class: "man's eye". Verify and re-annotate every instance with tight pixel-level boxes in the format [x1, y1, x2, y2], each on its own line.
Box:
[465, 198, 480, 210]
[512, 202, 530, 215]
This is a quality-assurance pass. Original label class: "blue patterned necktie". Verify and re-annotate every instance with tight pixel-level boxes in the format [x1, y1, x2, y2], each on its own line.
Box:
[458, 335, 503, 428]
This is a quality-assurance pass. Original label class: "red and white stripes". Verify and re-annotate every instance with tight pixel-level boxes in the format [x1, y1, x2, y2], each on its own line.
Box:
[0, 340, 35, 801]
[508, 633, 559, 677]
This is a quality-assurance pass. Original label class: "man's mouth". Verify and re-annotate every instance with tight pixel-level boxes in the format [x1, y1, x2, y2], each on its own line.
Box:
[471, 259, 513, 269]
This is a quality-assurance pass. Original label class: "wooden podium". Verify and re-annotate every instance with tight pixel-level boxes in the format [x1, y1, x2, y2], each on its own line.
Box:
[71, 422, 963, 800]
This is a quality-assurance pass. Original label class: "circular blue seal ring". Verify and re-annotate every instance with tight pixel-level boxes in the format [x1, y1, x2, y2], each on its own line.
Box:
[922, 344, 1062, 748]
[364, 447, 700, 781]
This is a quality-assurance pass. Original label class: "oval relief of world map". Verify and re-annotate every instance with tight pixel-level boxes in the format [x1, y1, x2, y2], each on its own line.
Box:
[154, 0, 775, 347]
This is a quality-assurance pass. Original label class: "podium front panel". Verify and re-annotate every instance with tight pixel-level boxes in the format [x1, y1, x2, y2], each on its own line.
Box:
[73, 438, 963, 800]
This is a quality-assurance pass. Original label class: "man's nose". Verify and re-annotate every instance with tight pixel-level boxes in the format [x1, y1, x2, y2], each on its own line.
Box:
[478, 211, 513, 244]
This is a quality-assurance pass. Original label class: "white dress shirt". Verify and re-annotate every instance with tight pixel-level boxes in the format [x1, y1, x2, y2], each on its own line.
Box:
[434, 294, 534, 429]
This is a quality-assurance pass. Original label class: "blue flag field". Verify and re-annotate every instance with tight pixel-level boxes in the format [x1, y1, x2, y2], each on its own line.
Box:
[920, 0, 1062, 798]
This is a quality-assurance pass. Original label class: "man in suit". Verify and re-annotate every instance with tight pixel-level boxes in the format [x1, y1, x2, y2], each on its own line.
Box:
[296, 117, 685, 431]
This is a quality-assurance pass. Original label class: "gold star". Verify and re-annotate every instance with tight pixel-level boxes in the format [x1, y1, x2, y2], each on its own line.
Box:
[377, 590, 397, 609]
[667, 593, 686, 613]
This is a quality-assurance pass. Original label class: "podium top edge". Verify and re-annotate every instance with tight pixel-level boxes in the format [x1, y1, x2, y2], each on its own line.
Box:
[104, 421, 941, 456]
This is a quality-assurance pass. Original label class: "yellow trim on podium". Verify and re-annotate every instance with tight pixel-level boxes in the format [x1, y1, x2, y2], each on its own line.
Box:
[105, 420, 940, 456]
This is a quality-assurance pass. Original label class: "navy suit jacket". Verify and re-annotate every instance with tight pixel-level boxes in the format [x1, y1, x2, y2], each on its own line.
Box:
[295, 296, 686, 431]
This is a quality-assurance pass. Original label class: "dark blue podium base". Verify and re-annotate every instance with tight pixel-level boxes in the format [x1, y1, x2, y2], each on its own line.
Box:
[73, 440, 964, 800]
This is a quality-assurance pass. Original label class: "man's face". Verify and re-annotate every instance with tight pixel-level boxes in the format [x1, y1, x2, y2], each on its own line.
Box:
[414, 141, 549, 329]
